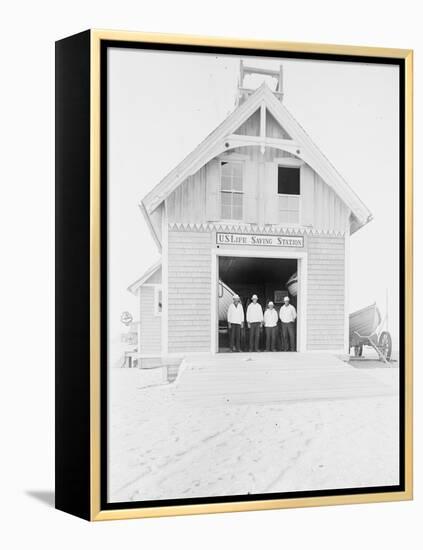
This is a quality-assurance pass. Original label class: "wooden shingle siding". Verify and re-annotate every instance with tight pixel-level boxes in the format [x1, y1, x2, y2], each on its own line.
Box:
[139, 286, 161, 354]
[168, 229, 212, 353]
[307, 234, 345, 350]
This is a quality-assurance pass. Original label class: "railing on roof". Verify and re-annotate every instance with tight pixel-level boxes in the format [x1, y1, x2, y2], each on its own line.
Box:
[237, 60, 284, 105]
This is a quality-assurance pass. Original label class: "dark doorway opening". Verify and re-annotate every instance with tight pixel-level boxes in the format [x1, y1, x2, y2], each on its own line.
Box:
[218, 256, 298, 352]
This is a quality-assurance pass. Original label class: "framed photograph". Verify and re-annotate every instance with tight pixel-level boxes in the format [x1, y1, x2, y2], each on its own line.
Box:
[55, 30, 413, 521]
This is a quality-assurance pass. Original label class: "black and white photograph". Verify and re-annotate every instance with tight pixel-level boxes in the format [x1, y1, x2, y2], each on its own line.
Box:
[2, 0, 422, 541]
[105, 45, 404, 506]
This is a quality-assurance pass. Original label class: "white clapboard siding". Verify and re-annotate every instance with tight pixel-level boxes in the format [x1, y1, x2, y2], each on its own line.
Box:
[265, 109, 291, 139]
[307, 234, 345, 350]
[301, 163, 314, 227]
[166, 166, 207, 223]
[264, 162, 279, 224]
[165, 153, 350, 234]
[143, 266, 162, 285]
[234, 108, 260, 136]
[233, 107, 291, 139]
[313, 173, 350, 233]
[139, 287, 161, 354]
[205, 160, 220, 221]
[243, 160, 258, 223]
[168, 229, 212, 353]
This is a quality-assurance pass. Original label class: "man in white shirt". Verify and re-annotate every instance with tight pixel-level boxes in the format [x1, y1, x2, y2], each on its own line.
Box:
[279, 296, 297, 351]
[264, 301, 278, 352]
[246, 294, 264, 352]
[227, 294, 244, 352]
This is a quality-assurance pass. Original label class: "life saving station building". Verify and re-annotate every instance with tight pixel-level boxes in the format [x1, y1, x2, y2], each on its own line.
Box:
[129, 64, 372, 357]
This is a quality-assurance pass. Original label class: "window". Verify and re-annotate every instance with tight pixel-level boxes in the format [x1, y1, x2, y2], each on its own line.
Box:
[278, 166, 300, 195]
[278, 166, 300, 224]
[154, 286, 162, 316]
[220, 161, 243, 220]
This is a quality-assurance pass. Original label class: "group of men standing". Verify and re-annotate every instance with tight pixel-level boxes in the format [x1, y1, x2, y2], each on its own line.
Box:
[227, 294, 297, 353]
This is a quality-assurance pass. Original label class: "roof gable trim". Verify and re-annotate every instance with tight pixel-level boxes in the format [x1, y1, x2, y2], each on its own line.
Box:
[127, 261, 162, 295]
[142, 83, 372, 233]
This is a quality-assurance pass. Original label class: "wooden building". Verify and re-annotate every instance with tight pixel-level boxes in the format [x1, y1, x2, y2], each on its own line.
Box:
[129, 64, 372, 356]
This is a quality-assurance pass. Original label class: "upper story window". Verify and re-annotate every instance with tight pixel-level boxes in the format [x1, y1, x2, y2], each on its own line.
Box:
[278, 166, 300, 195]
[278, 166, 300, 224]
[220, 161, 243, 220]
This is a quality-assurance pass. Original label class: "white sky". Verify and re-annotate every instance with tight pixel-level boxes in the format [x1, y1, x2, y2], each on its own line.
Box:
[108, 48, 399, 347]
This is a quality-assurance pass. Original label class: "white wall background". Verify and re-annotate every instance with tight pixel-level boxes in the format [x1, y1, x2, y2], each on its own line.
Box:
[0, 0, 420, 548]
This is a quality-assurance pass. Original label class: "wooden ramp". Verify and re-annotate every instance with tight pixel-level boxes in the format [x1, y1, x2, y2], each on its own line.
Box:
[173, 353, 396, 406]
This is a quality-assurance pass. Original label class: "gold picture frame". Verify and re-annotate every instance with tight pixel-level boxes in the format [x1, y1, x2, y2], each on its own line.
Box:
[55, 29, 413, 521]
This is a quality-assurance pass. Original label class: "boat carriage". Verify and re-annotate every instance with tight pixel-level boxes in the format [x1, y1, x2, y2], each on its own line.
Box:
[349, 303, 392, 362]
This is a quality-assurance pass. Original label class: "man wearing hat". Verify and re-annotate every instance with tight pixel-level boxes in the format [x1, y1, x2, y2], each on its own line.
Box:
[264, 301, 278, 352]
[246, 294, 264, 352]
[227, 294, 244, 352]
[279, 295, 297, 351]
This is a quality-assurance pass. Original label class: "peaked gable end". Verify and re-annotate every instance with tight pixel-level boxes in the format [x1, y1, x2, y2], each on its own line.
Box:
[142, 83, 372, 242]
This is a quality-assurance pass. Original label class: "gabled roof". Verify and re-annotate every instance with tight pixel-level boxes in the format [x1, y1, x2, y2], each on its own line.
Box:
[127, 261, 161, 295]
[142, 82, 372, 234]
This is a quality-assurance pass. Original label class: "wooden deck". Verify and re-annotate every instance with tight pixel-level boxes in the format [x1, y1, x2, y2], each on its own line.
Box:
[173, 353, 396, 406]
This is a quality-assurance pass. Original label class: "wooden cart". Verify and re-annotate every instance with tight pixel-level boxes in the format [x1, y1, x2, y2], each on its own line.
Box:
[349, 303, 392, 363]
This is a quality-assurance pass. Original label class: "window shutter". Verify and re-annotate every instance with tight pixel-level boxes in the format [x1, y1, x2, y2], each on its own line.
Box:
[205, 159, 220, 221]
[243, 160, 258, 223]
[264, 162, 279, 225]
[300, 163, 314, 227]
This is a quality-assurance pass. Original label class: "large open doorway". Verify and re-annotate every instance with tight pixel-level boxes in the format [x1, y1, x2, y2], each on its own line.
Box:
[218, 256, 298, 352]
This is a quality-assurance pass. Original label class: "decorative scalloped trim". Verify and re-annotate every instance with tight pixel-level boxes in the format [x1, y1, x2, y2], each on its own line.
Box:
[168, 222, 345, 237]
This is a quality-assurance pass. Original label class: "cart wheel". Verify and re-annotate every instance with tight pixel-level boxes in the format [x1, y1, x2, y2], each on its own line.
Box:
[378, 331, 392, 361]
[354, 344, 363, 357]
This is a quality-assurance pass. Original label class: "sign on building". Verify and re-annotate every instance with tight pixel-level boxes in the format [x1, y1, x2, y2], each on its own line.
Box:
[216, 232, 304, 248]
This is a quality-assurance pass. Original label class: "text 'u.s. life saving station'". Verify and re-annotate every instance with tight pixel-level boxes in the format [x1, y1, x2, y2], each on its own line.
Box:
[216, 232, 304, 248]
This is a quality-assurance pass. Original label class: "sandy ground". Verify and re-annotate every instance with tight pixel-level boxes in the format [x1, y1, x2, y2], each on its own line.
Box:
[108, 357, 400, 503]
